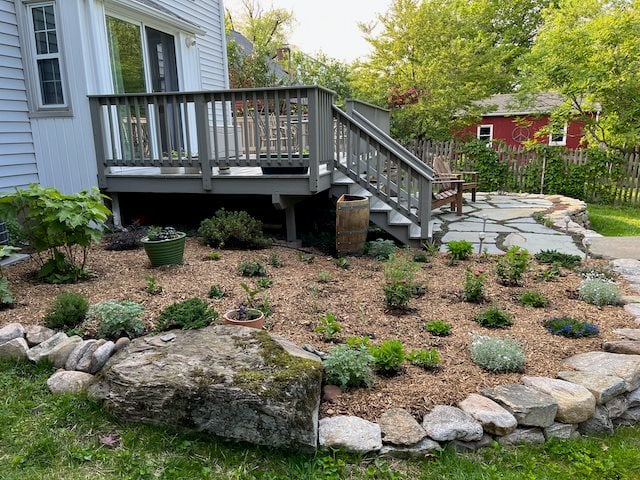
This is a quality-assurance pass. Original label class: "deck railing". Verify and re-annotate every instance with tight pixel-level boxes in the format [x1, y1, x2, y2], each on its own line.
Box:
[89, 86, 335, 192]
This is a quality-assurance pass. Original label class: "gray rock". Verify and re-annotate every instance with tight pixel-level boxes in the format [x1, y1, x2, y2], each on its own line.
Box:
[604, 396, 628, 419]
[543, 422, 579, 440]
[24, 325, 55, 347]
[621, 296, 640, 306]
[627, 387, 640, 408]
[498, 428, 545, 446]
[522, 376, 595, 424]
[613, 407, 640, 426]
[75, 341, 101, 373]
[379, 437, 440, 459]
[0, 323, 24, 344]
[47, 371, 95, 394]
[65, 340, 97, 371]
[88, 326, 323, 452]
[557, 370, 627, 404]
[27, 332, 68, 362]
[89, 341, 115, 373]
[562, 351, 640, 391]
[624, 304, 640, 317]
[458, 393, 517, 436]
[612, 329, 640, 341]
[379, 408, 427, 446]
[0, 337, 29, 360]
[422, 405, 483, 442]
[604, 341, 640, 355]
[481, 384, 558, 427]
[113, 337, 130, 352]
[449, 434, 493, 453]
[611, 258, 640, 276]
[578, 406, 613, 435]
[319, 416, 382, 453]
[47, 336, 83, 368]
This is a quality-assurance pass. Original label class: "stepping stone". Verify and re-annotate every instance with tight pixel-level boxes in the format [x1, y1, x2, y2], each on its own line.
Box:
[498, 427, 545, 446]
[557, 370, 627, 405]
[458, 393, 517, 436]
[522, 376, 596, 424]
[604, 341, 640, 356]
[0, 323, 24, 344]
[624, 304, 640, 318]
[621, 296, 640, 306]
[543, 422, 579, 440]
[0, 337, 29, 361]
[319, 416, 382, 453]
[440, 231, 499, 243]
[47, 371, 96, 394]
[481, 384, 558, 427]
[613, 329, 640, 341]
[562, 351, 640, 391]
[502, 232, 584, 256]
[379, 437, 440, 459]
[379, 408, 427, 446]
[422, 405, 483, 442]
[509, 223, 563, 235]
[469, 208, 545, 222]
[24, 325, 56, 347]
[447, 222, 516, 233]
[611, 259, 640, 276]
[578, 406, 613, 435]
[27, 332, 68, 363]
[506, 217, 538, 224]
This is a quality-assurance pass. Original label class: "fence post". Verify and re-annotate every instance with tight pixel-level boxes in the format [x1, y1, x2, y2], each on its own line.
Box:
[539, 151, 547, 195]
[419, 176, 432, 240]
[89, 98, 108, 189]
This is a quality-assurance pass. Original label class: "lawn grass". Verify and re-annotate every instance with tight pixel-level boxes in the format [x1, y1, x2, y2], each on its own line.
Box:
[2, 359, 640, 479]
[588, 203, 640, 236]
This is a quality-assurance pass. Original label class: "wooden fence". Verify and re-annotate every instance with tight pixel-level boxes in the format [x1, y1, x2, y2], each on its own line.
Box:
[407, 139, 640, 206]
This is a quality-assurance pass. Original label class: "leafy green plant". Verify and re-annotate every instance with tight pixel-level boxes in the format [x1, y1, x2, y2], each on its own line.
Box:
[578, 279, 620, 306]
[407, 348, 441, 370]
[346, 336, 370, 349]
[317, 271, 332, 283]
[43, 292, 88, 329]
[204, 250, 221, 261]
[314, 312, 341, 342]
[537, 264, 562, 281]
[256, 277, 273, 289]
[0, 185, 110, 284]
[334, 257, 351, 269]
[461, 140, 509, 192]
[240, 282, 271, 317]
[155, 298, 218, 331]
[413, 251, 430, 263]
[237, 259, 268, 277]
[383, 255, 419, 310]
[88, 300, 145, 339]
[268, 252, 283, 268]
[474, 305, 513, 328]
[297, 252, 315, 264]
[496, 246, 530, 286]
[470, 335, 525, 372]
[368, 339, 405, 374]
[463, 268, 486, 303]
[197, 209, 271, 249]
[544, 316, 599, 338]
[208, 284, 225, 300]
[0, 277, 14, 308]
[323, 344, 375, 389]
[446, 240, 474, 262]
[421, 241, 440, 256]
[519, 290, 549, 308]
[144, 226, 182, 241]
[426, 319, 452, 336]
[365, 238, 398, 261]
[534, 250, 582, 269]
[144, 275, 163, 295]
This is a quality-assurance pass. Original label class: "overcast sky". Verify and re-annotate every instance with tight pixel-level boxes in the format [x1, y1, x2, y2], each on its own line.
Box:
[223, 0, 392, 62]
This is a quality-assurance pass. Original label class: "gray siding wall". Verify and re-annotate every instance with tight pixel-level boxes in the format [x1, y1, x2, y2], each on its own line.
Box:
[0, 0, 38, 191]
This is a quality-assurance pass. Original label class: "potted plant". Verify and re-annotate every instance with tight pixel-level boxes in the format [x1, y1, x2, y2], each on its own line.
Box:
[141, 226, 186, 267]
[223, 305, 265, 329]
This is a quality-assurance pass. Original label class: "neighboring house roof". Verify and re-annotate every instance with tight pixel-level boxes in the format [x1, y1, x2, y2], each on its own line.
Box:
[474, 92, 600, 117]
[228, 30, 290, 81]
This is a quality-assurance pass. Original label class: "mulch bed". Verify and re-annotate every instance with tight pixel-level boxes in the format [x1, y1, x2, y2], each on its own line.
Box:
[1, 239, 637, 421]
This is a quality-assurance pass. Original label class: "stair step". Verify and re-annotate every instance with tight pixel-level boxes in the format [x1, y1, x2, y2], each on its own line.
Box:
[370, 197, 392, 212]
[332, 171, 354, 185]
[409, 223, 423, 240]
[349, 185, 372, 198]
[388, 211, 411, 226]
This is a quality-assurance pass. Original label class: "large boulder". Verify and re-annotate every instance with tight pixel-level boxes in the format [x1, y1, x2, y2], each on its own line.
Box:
[0, 323, 24, 344]
[422, 405, 484, 442]
[557, 370, 626, 405]
[458, 393, 517, 436]
[481, 384, 558, 427]
[522, 376, 596, 424]
[562, 352, 640, 391]
[88, 326, 323, 452]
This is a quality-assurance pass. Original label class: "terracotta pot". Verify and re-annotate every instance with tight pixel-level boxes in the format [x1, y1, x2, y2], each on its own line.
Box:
[223, 308, 265, 329]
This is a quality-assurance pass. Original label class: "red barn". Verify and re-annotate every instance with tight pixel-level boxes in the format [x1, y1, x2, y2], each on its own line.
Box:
[458, 93, 594, 149]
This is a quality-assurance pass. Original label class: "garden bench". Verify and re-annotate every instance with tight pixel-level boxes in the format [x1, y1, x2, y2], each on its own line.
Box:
[434, 156, 478, 202]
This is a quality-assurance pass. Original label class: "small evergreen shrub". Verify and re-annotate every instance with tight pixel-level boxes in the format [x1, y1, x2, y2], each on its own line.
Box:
[474, 305, 513, 328]
[323, 345, 375, 389]
[463, 268, 486, 303]
[470, 335, 525, 372]
[88, 300, 145, 339]
[365, 239, 398, 261]
[544, 316, 599, 338]
[578, 279, 620, 306]
[426, 319, 452, 336]
[446, 240, 474, 261]
[496, 247, 530, 286]
[156, 298, 218, 331]
[43, 292, 88, 329]
[368, 339, 405, 374]
[314, 312, 341, 342]
[237, 259, 268, 277]
[407, 348, 441, 370]
[519, 290, 549, 308]
[208, 284, 225, 300]
[534, 250, 582, 269]
[198, 209, 271, 249]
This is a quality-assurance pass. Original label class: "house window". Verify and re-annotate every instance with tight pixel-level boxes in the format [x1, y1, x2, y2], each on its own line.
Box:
[477, 125, 493, 144]
[26, 2, 67, 109]
[549, 123, 568, 146]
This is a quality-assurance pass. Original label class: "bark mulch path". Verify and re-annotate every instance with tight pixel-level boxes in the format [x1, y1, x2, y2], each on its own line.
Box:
[1, 239, 637, 422]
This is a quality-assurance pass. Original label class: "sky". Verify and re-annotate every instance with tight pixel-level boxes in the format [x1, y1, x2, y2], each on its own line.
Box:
[223, 0, 392, 63]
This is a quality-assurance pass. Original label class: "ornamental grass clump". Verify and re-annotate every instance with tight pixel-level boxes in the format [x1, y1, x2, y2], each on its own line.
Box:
[88, 300, 145, 339]
[544, 316, 599, 338]
[496, 246, 529, 286]
[474, 305, 513, 329]
[323, 345, 375, 389]
[462, 268, 486, 303]
[578, 278, 621, 306]
[470, 335, 525, 373]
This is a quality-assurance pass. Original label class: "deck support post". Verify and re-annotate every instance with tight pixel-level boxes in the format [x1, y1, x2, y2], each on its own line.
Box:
[110, 193, 122, 228]
[272, 193, 304, 243]
[194, 94, 212, 191]
[419, 177, 432, 241]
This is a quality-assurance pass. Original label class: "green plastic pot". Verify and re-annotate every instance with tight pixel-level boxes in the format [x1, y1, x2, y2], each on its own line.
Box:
[141, 232, 186, 267]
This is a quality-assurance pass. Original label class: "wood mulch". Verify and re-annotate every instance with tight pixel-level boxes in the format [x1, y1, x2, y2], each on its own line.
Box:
[1, 239, 637, 422]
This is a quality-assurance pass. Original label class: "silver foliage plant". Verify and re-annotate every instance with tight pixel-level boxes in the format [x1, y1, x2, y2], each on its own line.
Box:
[470, 335, 525, 373]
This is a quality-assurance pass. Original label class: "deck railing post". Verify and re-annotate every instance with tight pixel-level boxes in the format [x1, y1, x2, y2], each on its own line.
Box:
[307, 88, 320, 192]
[89, 97, 108, 188]
[419, 176, 432, 240]
[194, 93, 212, 191]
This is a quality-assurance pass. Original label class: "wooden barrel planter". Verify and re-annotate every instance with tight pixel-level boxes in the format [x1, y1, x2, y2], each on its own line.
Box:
[335, 195, 370, 256]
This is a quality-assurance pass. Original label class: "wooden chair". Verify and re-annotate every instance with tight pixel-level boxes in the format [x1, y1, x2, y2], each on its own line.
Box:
[432, 177, 464, 215]
[433, 156, 478, 202]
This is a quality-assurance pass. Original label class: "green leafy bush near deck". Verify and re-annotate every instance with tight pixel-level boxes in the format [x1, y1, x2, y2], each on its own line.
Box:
[198, 209, 271, 249]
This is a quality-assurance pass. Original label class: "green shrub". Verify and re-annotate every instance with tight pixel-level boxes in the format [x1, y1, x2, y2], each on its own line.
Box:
[463, 268, 486, 303]
[365, 239, 398, 261]
[314, 312, 341, 342]
[208, 284, 225, 300]
[461, 140, 509, 192]
[544, 316, 599, 338]
[535, 250, 582, 269]
[204, 251, 221, 261]
[197, 209, 271, 249]
[156, 298, 218, 331]
[413, 251, 430, 263]
[426, 319, 452, 336]
[334, 257, 351, 270]
[88, 300, 145, 339]
[407, 348, 440, 370]
[346, 336, 370, 349]
[368, 339, 405, 374]
[144, 275, 162, 295]
[237, 259, 268, 277]
[519, 290, 549, 308]
[474, 305, 513, 328]
[256, 277, 273, 289]
[470, 335, 525, 372]
[383, 281, 412, 310]
[269, 252, 283, 268]
[446, 240, 474, 261]
[0, 277, 14, 307]
[323, 345, 375, 389]
[383, 255, 419, 310]
[496, 246, 530, 286]
[578, 279, 620, 306]
[43, 292, 89, 329]
[317, 271, 332, 283]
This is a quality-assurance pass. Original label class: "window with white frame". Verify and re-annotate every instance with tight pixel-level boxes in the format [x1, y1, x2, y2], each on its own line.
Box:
[477, 124, 493, 144]
[548, 123, 568, 146]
